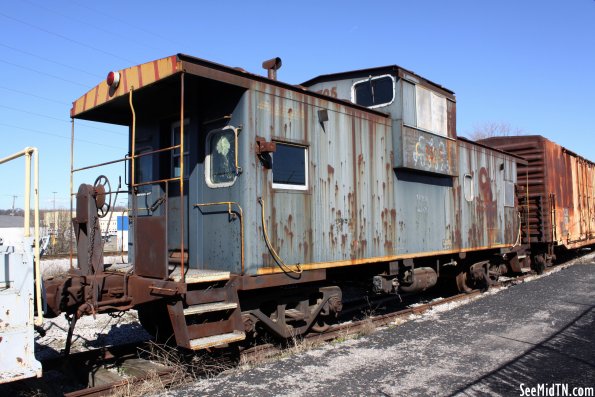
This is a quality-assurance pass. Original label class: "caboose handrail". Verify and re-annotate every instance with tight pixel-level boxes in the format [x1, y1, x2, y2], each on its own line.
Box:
[0, 147, 42, 326]
[69, 79, 189, 282]
[71, 156, 130, 173]
[71, 146, 181, 175]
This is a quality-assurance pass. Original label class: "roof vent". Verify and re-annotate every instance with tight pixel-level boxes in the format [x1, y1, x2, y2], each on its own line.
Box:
[262, 57, 282, 80]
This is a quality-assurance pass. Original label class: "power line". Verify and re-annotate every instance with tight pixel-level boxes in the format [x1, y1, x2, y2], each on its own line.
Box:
[23, 0, 169, 54]
[0, 58, 88, 88]
[0, 122, 123, 150]
[0, 85, 69, 105]
[0, 10, 136, 64]
[0, 104, 127, 136]
[71, 0, 178, 47]
[0, 42, 101, 78]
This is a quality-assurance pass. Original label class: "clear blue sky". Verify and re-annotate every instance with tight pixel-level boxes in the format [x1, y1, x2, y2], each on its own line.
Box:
[1, 0, 594, 210]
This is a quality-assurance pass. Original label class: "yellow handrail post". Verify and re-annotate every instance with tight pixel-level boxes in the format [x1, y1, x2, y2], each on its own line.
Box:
[70, 119, 75, 270]
[0, 147, 43, 326]
[24, 151, 31, 237]
[180, 73, 185, 282]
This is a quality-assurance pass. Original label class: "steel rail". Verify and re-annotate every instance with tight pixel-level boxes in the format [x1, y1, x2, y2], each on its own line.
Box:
[64, 368, 176, 397]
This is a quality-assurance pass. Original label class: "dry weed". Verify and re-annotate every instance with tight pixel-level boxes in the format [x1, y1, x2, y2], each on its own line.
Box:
[286, 333, 318, 355]
[108, 341, 236, 397]
[358, 315, 377, 337]
[109, 370, 169, 397]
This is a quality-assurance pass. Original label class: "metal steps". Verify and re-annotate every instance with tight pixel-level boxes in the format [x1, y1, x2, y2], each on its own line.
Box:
[166, 278, 245, 351]
[168, 266, 230, 283]
[183, 302, 238, 316]
[189, 331, 246, 350]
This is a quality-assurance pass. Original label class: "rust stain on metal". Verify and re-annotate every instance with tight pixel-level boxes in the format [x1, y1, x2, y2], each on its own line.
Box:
[481, 135, 595, 250]
[71, 55, 180, 118]
[478, 166, 498, 244]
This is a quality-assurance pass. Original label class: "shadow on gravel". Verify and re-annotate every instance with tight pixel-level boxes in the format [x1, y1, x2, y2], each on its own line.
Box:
[85, 321, 150, 348]
[34, 321, 150, 361]
[450, 305, 595, 396]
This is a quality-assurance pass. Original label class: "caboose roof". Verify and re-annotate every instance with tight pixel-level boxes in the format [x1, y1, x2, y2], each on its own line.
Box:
[70, 53, 389, 125]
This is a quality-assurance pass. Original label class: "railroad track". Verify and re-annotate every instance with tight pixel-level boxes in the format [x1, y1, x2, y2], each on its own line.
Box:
[25, 258, 584, 396]
[37, 342, 177, 397]
[63, 361, 177, 397]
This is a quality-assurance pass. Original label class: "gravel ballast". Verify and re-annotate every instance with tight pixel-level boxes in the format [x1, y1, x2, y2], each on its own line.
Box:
[163, 256, 595, 397]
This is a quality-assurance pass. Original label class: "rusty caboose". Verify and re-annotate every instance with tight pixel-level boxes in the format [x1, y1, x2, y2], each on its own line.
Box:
[45, 55, 524, 349]
[480, 135, 595, 271]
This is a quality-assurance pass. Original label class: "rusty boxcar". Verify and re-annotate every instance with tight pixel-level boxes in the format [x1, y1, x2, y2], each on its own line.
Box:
[480, 135, 595, 271]
[43, 54, 525, 350]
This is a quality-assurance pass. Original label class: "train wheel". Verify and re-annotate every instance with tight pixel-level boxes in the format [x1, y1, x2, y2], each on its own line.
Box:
[310, 291, 342, 332]
[532, 255, 546, 275]
[137, 302, 174, 343]
[310, 316, 332, 333]
[455, 272, 473, 293]
[487, 264, 504, 284]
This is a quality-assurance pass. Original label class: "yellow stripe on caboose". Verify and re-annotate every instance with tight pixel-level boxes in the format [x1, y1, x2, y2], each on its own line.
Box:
[70, 55, 181, 118]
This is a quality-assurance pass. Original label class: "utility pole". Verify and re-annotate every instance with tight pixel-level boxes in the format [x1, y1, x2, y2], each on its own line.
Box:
[51, 192, 58, 241]
[11, 195, 17, 216]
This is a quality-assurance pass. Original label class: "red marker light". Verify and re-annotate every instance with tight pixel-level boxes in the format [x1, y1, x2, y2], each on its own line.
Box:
[106, 71, 120, 88]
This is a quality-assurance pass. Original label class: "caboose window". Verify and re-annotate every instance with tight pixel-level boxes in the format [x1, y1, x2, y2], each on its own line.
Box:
[504, 181, 515, 207]
[206, 127, 237, 187]
[172, 120, 190, 178]
[464, 174, 474, 202]
[135, 146, 153, 184]
[402, 81, 448, 137]
[272, 142, 308, 190]
[352, 75, 395, 108]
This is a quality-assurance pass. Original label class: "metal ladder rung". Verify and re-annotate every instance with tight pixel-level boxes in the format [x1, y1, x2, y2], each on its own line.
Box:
[188, 331, 246, 350]
[183, 302, 238, 316]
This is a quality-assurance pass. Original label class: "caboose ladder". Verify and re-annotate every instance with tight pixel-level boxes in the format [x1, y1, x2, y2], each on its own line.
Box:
[167, 276, 245, 350]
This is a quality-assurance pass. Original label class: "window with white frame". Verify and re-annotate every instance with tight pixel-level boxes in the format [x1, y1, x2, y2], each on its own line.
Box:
[464, 174, 474, 202]
[205, 127, 237, 188]
[272, 142, 308, 190]
[172, 120, 190, 178]
[352, 75, 395, 108]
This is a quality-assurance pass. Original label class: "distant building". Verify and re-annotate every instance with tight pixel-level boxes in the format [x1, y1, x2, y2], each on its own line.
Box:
[41, 210, 129, 253]
[0, 215, 29, 245]
[0, 215, 26, 228]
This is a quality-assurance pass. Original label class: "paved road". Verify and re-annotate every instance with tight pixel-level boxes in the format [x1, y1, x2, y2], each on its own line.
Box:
[169, 260, 595, 397]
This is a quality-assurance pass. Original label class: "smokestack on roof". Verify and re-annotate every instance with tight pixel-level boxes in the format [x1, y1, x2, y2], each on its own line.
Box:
[262, 57, 282, 80]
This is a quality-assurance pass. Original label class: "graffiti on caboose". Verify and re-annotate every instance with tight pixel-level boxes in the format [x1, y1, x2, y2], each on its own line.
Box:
[412, 135, 449, 173]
